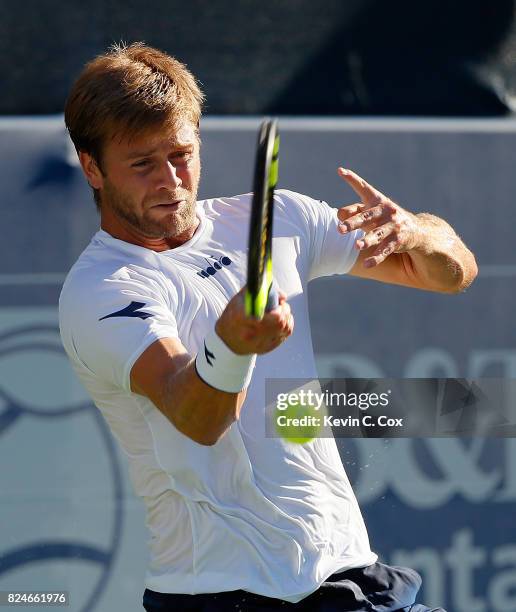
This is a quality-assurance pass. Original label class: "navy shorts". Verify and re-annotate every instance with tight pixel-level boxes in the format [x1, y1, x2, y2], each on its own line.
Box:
[142, 562, 446, 611]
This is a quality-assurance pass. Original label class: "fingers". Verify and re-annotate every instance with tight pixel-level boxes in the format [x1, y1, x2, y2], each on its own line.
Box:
[363, 235, 399, 268]
[356, 221, 397, 251]
[239, 292, 294, 353]
[218, 286, 294, 354]
[276, 290, 288, 306]
[337, 202, 367, 221]
[259, 297, 294, 351]
[337, 167, 384, 206]
[262, 298, 292, 332]
[335, 170, 420, 269]
[336, 169, 397, 235]
[338, 204, 387, 234]
[336, 203, 367, 228]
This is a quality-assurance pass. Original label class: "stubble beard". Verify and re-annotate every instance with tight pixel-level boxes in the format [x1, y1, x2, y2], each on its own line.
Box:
[102, 179, 199, 240]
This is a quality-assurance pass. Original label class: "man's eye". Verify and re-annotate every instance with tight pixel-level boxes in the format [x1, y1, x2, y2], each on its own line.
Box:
[132, 160, 151, 168]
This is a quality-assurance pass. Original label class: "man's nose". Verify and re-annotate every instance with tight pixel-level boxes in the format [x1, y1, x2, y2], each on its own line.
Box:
[156, 160, 182, 190]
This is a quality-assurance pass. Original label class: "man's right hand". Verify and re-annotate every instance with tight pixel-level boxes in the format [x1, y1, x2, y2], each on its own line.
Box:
[215, 287, 294, 355]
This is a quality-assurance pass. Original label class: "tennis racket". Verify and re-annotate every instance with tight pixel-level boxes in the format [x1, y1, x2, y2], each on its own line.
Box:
[245, 119, 280, 319]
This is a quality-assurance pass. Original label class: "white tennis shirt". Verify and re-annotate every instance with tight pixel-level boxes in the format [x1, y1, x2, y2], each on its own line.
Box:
[59, 190, 377, 603]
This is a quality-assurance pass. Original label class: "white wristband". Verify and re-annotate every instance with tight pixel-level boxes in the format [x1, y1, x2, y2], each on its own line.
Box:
[195, 329, 257, 393]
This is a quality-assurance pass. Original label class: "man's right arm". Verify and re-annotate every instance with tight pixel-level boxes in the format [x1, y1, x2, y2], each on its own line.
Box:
[130, 288, 294, 446]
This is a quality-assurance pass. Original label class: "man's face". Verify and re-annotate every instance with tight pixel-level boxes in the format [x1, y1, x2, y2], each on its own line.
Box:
[94, 121, 201, 244]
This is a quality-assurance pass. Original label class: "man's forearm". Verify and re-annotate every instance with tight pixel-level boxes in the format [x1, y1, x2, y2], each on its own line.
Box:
[406, 213, 478, 293]
[162, 358, 247, 446]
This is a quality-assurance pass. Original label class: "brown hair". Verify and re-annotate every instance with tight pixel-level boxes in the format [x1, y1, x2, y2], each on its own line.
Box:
[64, 42, 204, 207]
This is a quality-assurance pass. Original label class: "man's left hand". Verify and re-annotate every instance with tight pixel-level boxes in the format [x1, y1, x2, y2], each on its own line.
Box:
[336, 167, 423, 268]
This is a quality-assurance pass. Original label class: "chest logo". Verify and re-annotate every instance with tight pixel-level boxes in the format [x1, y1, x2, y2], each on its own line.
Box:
[197, 255, 233, 279]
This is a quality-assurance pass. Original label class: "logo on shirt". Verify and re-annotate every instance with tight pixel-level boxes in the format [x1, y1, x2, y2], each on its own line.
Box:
[197, 255, 232, 279]
[99, 301, 153, 321]
[204, 341, 215, 366]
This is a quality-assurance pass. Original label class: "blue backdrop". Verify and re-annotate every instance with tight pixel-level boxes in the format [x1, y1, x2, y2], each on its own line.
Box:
[0, 116, 515, 611]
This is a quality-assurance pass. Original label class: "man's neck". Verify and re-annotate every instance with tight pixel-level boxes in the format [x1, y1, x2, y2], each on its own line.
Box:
[100, 214, 200, 252]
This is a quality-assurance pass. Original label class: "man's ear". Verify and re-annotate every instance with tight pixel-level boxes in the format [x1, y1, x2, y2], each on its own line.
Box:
[78, 151, 104, 190]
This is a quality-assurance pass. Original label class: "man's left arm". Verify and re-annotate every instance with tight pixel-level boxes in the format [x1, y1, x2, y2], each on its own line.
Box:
[337, 168, 478, 293]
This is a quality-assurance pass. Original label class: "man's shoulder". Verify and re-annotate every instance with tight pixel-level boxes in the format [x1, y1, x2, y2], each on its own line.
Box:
[198, 193, 252, 219]
[199, 190, 321, 219]
[273, 190, 334, 232]
[61, 234, 125, 294]
[274, 189, 328, 211]
[59, 232, 166, 315]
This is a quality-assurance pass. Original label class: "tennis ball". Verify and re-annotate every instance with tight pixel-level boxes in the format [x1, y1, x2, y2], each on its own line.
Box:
[274, 399, 323, 444]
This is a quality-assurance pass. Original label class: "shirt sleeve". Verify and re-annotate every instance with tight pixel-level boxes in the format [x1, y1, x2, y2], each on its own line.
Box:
[275, 190, 363, 281]
[59, 269, 179, 392]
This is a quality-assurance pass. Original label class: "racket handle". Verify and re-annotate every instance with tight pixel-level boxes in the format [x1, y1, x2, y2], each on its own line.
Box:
[265, 285, 280, 312]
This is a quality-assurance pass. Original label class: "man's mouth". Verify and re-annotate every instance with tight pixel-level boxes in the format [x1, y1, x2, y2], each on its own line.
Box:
[153, 200, 185, 211]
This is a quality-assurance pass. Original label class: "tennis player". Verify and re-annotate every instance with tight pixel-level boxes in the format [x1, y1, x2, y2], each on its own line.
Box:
[59, 43, 477, 611]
